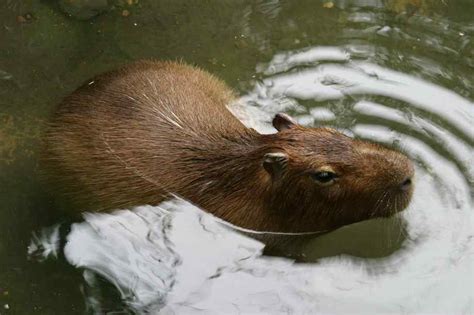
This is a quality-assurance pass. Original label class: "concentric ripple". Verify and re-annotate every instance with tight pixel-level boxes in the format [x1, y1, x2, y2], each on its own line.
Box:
[29, 45, 473, 313]
[29, 4, 474, 314]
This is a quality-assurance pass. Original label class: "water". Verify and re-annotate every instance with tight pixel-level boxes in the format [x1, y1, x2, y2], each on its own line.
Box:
[1, 0, 473, 314]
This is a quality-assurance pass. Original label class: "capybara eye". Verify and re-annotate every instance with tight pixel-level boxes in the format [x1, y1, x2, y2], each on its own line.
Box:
[311, 171, 337, 186]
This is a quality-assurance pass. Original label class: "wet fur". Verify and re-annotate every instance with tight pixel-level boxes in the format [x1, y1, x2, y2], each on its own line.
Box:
[42, 60, 414, 233]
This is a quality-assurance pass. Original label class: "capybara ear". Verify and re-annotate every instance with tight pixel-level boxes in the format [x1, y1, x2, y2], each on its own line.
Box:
[272, 113, 297, 131]
[263, 152, 288, 180]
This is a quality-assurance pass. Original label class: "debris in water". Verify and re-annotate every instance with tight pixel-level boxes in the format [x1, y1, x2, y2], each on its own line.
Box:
[59, 0, 110, 20]
[323, 2, 334, 9]
[16, 13, 33, 23]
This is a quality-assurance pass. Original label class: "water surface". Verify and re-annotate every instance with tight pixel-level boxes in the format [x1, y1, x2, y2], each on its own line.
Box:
[1, 0, 473, 314]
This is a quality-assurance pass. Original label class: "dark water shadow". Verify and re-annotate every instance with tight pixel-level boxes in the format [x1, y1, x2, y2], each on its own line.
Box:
[264, 216, 408, 262]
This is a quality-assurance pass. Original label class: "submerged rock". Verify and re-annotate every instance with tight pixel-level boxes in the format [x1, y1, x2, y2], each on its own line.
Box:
[59, 0, 112, 20]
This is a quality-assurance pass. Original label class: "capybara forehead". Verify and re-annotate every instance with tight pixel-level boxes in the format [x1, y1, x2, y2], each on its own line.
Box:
[275, 126, 411, 176]
[276, 127, 355, 161]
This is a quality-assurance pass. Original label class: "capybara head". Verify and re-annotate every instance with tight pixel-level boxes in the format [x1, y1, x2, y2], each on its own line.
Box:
[262, 113, 414, 231]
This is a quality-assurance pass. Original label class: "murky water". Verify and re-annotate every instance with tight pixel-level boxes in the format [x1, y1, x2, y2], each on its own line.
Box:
[1, 0, 473, 314]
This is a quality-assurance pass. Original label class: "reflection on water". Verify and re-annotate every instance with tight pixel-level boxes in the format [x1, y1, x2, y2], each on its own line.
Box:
[1, 0, 472, 313]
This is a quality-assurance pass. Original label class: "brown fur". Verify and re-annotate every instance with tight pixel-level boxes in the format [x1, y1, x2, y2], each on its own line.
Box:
[42, 60, 414, 233]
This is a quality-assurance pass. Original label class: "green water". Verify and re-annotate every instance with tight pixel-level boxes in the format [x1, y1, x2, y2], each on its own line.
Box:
[0, 0, 473, 313]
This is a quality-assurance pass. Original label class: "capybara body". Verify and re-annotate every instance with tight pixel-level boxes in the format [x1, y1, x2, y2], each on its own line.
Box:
[43, 60, 414, 233]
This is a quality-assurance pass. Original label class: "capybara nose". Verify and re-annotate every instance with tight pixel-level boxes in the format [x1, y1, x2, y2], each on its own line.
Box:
[400, 177, 413, 191]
